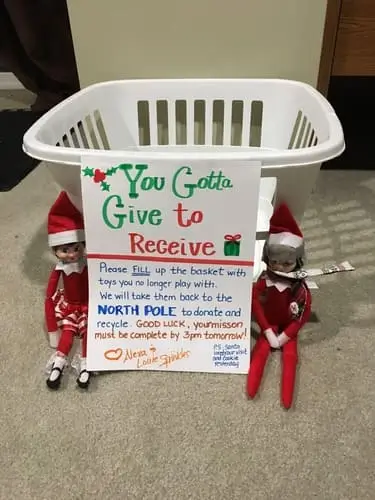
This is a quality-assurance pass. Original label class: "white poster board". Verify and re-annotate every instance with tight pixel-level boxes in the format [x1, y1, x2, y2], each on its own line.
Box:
[80, 157, 261, 374]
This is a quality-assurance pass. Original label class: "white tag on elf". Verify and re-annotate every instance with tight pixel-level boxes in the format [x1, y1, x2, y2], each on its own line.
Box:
[273, 261, 355, 281]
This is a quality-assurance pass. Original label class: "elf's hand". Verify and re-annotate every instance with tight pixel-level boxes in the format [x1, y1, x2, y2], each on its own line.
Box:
[278, 332, 290, 347]
[48, 331, 59, 348]
[264, 328, 280, 349]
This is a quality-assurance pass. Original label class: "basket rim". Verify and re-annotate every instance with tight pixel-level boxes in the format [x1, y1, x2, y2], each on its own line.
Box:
[22, 77, 345, 167]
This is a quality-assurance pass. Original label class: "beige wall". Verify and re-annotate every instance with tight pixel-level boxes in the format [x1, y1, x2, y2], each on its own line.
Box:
[67, 0, 327, 89]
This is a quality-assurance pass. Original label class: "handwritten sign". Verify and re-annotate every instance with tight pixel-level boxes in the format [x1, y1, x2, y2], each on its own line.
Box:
[80, 157, 261, 374]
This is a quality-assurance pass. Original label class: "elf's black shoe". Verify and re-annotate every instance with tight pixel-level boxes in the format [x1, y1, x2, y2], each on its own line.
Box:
[76, 370, 90, 389]
[46, 366, 63, 390]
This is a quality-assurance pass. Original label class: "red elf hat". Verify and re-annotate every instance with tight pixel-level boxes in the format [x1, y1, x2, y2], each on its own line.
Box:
[267, 203, 304, 249]
[47, 191, 85, 247]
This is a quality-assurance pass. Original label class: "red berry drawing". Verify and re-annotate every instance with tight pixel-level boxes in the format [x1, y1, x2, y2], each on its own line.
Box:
[93, 169, 106, 183]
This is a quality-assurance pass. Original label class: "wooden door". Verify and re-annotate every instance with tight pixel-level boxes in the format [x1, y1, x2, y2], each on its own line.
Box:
[319, 0, 375, 169]
[318, 0, 375, 93]
[333, 0, 375, 75]
[318, 0, 342, 94]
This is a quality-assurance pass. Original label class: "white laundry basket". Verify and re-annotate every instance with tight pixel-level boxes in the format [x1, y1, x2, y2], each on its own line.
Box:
[23, 78, 344, 277]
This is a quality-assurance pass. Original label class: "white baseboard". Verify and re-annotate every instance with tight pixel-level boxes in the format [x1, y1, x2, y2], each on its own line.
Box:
[0, 72, 25, 90]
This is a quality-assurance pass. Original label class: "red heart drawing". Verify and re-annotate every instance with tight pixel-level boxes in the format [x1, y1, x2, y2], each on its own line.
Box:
[93, 169, 106, 183]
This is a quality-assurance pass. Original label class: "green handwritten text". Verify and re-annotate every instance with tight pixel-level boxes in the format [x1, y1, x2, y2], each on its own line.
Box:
[114, 163, 233, 200]
[171, 166, 233, 199]
[102, 195, 163, 229]
[118, 164, 165, 199]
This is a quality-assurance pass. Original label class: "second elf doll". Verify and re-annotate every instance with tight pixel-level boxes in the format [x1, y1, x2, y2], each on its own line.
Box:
[45, 191, 91, 390]
[247, 202, 312, 409]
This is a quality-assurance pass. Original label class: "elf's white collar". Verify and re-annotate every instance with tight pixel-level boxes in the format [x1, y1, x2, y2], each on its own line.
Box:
[265, 274, 291, 292]
[56, 258, 87, 276]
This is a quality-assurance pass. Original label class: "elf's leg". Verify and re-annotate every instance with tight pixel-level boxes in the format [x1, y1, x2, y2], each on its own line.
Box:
[247, 335, 271, 398]
[46, 327, 74, 390]
[76, 322, 90, 389]
[281, 338, 298, 409]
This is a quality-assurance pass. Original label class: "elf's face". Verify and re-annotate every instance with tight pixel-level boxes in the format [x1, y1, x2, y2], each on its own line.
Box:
[266, 243, 298, 273]
[55, 242, 85, 263]
[268, 259, 296, 273]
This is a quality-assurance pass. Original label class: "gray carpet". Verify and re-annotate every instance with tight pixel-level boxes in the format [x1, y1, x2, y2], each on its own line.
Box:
[1, 166, 375, 500]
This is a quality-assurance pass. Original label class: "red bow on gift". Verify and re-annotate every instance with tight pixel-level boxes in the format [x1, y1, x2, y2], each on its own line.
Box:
[224, 234, 242, 242]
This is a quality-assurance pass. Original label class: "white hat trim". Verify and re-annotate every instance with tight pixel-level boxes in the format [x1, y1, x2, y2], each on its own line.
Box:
[48, 229, 85, 247]
[268, 231, 303, 249]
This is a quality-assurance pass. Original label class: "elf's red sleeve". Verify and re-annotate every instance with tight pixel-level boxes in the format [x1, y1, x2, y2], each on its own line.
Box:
[283, 285, 312, 340]
[251, 277, 272, 332]
[45, 268, 61, 333]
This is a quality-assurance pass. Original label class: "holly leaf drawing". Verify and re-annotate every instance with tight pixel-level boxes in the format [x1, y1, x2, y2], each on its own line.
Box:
[82, 167, 94, 177]
[101, 181, 110, 192]
[106, 167, 118, 176]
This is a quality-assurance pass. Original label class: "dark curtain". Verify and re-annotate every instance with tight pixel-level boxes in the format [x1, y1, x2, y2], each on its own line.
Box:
[0, 0, 80, 112]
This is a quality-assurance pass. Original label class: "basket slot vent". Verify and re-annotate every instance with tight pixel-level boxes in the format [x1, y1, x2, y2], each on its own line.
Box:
[136, 99, 264, 147]
[61, 134, 71, 148]
[83, 115, 100, 148]
[93, 110, 110, 149]
[156, 100, 169, 145]
[76, 120, 91, 148]
[308, 130, 316, 147]
[288, 110, 302, 148]
[175, 100, 187, 145]
[249, 100, 263, 147]
[137, 101, 151, 146]
[288, 110, 318, 149]
[295, 115, 307, 148]
[56, 110, 110, 151]
[302, 121, 312, 148]
[194, 100, 205, 145]
[231, 100, 244, 146]
[212, 100, 224, 145]
[69, 127, 81, 148]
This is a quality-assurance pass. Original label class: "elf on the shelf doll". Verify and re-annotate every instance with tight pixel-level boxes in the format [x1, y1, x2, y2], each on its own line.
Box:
[247, 202, 312, 409]
[45, 191, 90, 390]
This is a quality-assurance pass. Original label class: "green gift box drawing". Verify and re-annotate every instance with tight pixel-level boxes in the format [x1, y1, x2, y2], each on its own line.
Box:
[224, 234, 242, 256]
